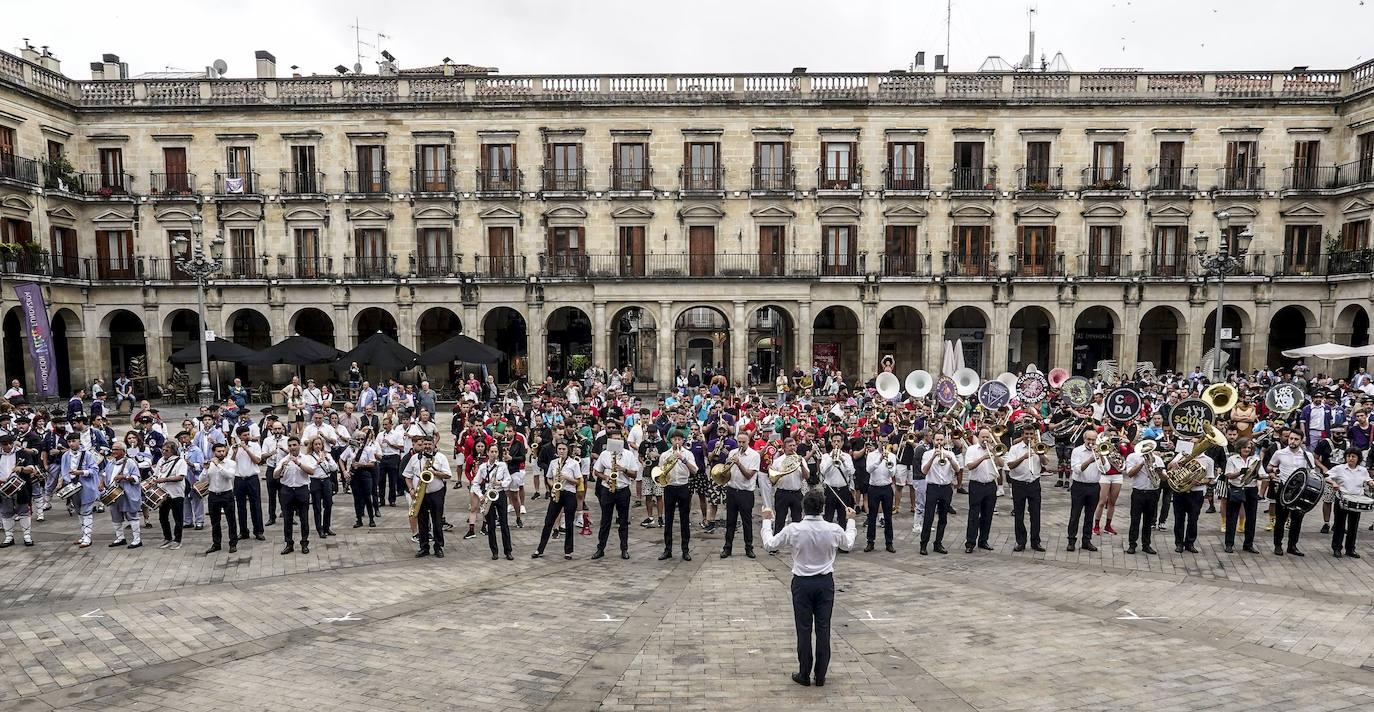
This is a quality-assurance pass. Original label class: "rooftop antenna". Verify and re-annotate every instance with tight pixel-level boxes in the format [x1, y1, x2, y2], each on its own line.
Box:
[349, 17, 390, 72]
[945, 0, 952, 71]
[212, 59, 228, 77]
[1021, 6, 1037, 71]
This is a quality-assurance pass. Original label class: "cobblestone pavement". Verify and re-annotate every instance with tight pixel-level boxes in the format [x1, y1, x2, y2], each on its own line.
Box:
[3, 406, 1370, 710]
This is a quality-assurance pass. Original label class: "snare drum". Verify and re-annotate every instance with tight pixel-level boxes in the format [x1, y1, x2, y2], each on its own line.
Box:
[53, 481, 82, 501]
[1278, 468, 1324, 514]
[0, 474, 25, 498]
[141, 482, 167, 509]
[1335, 491, 1374, 512]
[97, 484, 124, 507]
[192, 478, 210, 497]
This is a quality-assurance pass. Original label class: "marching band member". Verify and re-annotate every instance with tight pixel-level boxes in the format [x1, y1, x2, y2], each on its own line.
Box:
[203, 442, 238, 554]
[591, 423, 638, 560]
[348, 427, 379, 528]
[770, 437, 809, 532]
[818, 432, 854, 529]
[306, 437, 337, 539]
[103, 441, 143, 548]
[533, 441, 581, 560]
[177, 430, 206, 530]
[0, 434, 39, 547]
[961, 428, 1003, 554]
[1267, 431, 1313, 556]
[1067, 429, 1104, 552]
[151, 441, 187, 549]
[405, 434, 452, 558]
[62, 432, 101, 548]
[720, 436, 761, 558]
[1222, 438, 1262, 553]
[1167, 438, 1213, 554]
[228, 426, 264, 542]
[1323, 449, 1370, 558]
[260, 420, 288, 526]
[473, 443, 513, 560]
[1005, 427, 1048, 552]
[919, 431, 959, 555]
[863, 441, 896, 553]
[272, 436, 316, 555]
[1123, 440, 1163, 555]
[657, 427, 698, 561]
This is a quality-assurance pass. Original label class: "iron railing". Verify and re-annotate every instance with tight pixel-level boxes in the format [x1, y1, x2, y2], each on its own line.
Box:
[942, 252, 996, 276]
[950, 166, 996, 192]
[1327, 249, 1374, 275]
[1016, 165, 1062, 192]
[221, 256, 268, 279]
[680, 165, 724, 192]
[472, 254, 525, 279]
[817, 163, 862, 190]
[476, 168, 522, 192]
[882, 165, 929, 191]
[81, 171, 135, 195]
[276, 256, 332, 279]
[0, 153, 40, 185]
[880, 253, 933, 277]
[1282, 164, 1342, 191]
[149, 171, 196, 195]
[1010, 252, 1064, 277]
[343, 255, 399, 278]
[610, 165, 652, 191]
[1147, 165, 1197, 192]
[344, 169, 389, 194]
[1081, 165, 1131, 191]
[279, 170, 326, 195]
[411, 254, 461, 277]
[751, 165, 794, 191]
[1215, 166, 1264, 192]
[411, 168, 454, 193]
[1273, 252, 1324, 276]
[1078, 253, 1130, 278]
[541, 167, 587, 192]
[214, 171, 260, 195]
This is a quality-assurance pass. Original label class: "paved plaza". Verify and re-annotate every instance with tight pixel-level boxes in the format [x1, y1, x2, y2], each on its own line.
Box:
[2, 409, 1373, 711]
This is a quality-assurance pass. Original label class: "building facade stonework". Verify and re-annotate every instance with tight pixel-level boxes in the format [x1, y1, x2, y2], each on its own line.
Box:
[1, 50, 1373, 394]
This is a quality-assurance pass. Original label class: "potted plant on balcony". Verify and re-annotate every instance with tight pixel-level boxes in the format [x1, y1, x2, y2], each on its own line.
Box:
[42, 157, 77, 192]
[1028, 181, 1050, 192]
[0, 242, 20, 272]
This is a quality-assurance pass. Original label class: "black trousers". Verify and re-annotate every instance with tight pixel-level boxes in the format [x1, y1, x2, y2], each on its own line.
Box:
[822, 485, 852, 528]
[723, 487, 755, 552]
[921, 483, 953, 547]
[378, 455, 402, 506]
[1274, 504, 1305, 550]
[964, 481, 997, 548]
[159, 496, 185, 543]
[351, 467, 375, 522]
[418, 487, 445, 549]
[208, 491, 237, 547]
[1332, 506, 1362, 554]
[791, 573, 835, 682]
[280, 484, 311, 546]
[1224, 487, 1259, 549]
[596, 486, 631, 553]
[866, 484, 894, 546]
[1172, 489, 1204, 547]
[265, 475, 281, 522]
[486, 490, 512, 555]
[310, 479, 333, 534]
[661, 484, 692, 553]
[1067, 481, 1099, 544]
[1010, 479, 1042, 547]
[775, 488, 804, 529]
[233, 476, 263, 539]
[538, 491, 577, 555]
[1157, 486, 1174, 525]
[1128, 489, 1160, 547]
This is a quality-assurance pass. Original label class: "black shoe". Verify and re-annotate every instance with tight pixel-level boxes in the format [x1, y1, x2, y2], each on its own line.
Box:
[591, 549, 605, 560]
[228, 544, 237, 553]
[956, 487, 967, 495]
[1242, 546, 1260, 553]
[933, 544, 948, 555]
[531, 552, 543, 559]
[1320, 523, 1331, 534]
[108, 540, 126, 548]
[1185, 545, 1199, 553]
[1287, 547, 1304, 557]
[977, 543, 993, 551]
[791, 672, 810, 687]
[463, 530, 476, 540]
[1274, 546, 1284, 555]
[1066, 542, 1076, 552]
[815, 678, 825, 687]
[492, 553, 499, 560]
[657, 550, 673, 561]
[204, 545, 221, 554]
[564, 553, 573, 560]
[886, 544, 896, 553]
[920, 546, 928, 555]
[1126, 545, 1137, 554]
[1081, 542, 1097, 552]
[1347, 551, 1361, 558]
[434, 548, 444, 558]
[325, 530, 335, 537]
[964, 545, 974, 553]
[745, 549, 755, 558]
[353, 520, 363, 528]
[301, 543, 309, 554]
[126, 542, 142, 549]
[620, 551, 629, 559]
[280, 544, 294, 555]
[504, 552, 512, 560]
[1224, 545, 1235, 553]
[1205, 505, 1216, 514]
[1175, 545, 1185, 553]
[415, 548, 430, 557]
[1142, 545, 1157, 555]
[1333, 550, 1343, 558]
[1031, 544, 1046, 552]
[368, 520, 376, 528]
[720, 549, 731, 558]
[681, 552, 691, 561]
[266, 518, 276, 527]
[864, 543, 875, 552]
[1013, 544, 1026, 552]
[254, 535, 265, 541]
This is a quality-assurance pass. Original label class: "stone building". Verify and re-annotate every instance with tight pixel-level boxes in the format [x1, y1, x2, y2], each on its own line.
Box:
[1, 47, 1373, 396]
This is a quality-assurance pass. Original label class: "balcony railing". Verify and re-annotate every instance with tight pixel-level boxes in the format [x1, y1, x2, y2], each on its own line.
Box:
[1273, 252, 1324, 276]
[342, 255, 398, 278]
[1147, 165, 1198, 192]
[1016, 165, 1063, 193]
[279, 170, 325, 195]
[221, 256, 268, 279]
[817, 164, 862, 190]
[276, 256, 333, 279]
[541, 167, 587, 192]
[1327, 249, 1374, 275]
[412, 254, 462, 278]
[80, 172, 135, 196]
[942, 252, 995, 276]
[882, 165, 929, 191]
[1215, 166, 1264, 192]
[0, 153, 40, 185]
[3, 252, 49, 276]
[1081, 165, 1131, 191]
[1011, 252, 1063, 277]
[950, 167, 996, 192]
[344, 169, 390, 194]
[610, 166, 652, 192]
[1282, 164, 1343, 191]
[1343, 158, 1374, 186]
[1078, 253, 1130, 278]
[50, 254, 82, 279]
[535, 253, 859, 279]
[751, 165, 794, 191]
[411, 168, 453, 193]
[680, 166, 723, 192]
[148, 171, 196, 196]
[476, 168, 522, 193]
[1141, 252, 1191, 277]
[214, 171, 260, 196]
[880, 253, 933, 277]
[93, 257, 140, 280]
[472, 254, 525, 279]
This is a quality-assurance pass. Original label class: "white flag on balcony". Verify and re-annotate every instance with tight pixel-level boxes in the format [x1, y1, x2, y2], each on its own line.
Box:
[225, 177, 245, 194]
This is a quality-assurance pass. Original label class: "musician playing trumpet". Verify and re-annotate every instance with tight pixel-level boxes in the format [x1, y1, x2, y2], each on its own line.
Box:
[818, 432, 855, 529]
[657, 428, 698, 562]
[591, 423, 640, 560]
[961, 429, 1004, 554]
[1005, 426, 1049, 552]
[720, 436, 761, 559]
[1222, 438, 1262, 554]
[918, 431, 960, 555]
[1123, 439, 1164, 555]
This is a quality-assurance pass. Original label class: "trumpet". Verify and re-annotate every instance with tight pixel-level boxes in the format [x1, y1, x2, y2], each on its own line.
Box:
[935, 448, 951, 469]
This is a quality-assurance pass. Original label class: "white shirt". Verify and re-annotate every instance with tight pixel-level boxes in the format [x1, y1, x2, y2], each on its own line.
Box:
[471, 460, 512, 495]
[657, 447, 695, 487]
[864, 450, 895, 487]
[403, 451, 452, 494]
[1070, 444, 1104, 484]
[727, 447, 761, 491]
[153, 455, 187, 497]
[1225, 453, 1262, 487]
[547, 455, 582, 492]
[963, 443, 999, 484]
[1327, 464, 1371, 496]
[1124, 451, 1161, 491]
[769, 453, 809, 491]
[592, 448, 641, 490]
[379, 426, 406, 457]
[761, 515, 858, 575]
[1268, 447, 1313, 482]
[229, 440, 261, 477]
[204, 458, 237, 494]
[1006, 441, 1042, 482]
[1170, 451, 1214, 491]
[274, 453, 316, 487]
[261, 433, 289, 467]
[921, 448, 958, 486]
[818, 450, 854, 488]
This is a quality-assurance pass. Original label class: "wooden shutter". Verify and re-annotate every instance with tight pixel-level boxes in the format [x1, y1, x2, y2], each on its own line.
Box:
[759, 226, 774, 276]
[820, 141, 829, 186]
[95, 230, 110, 261]
[981, 227, 992, 274]
[1047, 225, 1057, 274]
[1111, 226, 1122, 260]
[848, 142, 857, 184]
[1016, 226, 1025, 268]
[846, 225, 858, 271]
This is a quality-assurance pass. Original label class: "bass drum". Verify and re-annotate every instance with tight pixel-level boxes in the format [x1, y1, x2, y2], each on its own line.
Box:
[1277, 469, 1324, 514]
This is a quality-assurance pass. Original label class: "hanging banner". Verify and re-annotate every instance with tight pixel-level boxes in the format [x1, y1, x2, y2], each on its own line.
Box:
[11, 282, 57, 398]
[812, 343, 839, 371]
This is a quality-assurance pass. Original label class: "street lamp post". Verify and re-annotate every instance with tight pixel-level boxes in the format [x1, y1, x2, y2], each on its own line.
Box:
[173, 215, 224, 406]
[1193, 210, 1254, 382]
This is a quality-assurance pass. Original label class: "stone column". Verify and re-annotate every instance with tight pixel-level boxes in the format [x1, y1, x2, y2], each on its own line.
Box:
[860, 301, 879, 377]
[1246, 302, 1272, 373]
[592, 301, 607, 370]
[988, 303, 1009, 374]
[527, 301, 546, 386]
[1054, 303, 1075, 373]
[797, 301, 813, 372]
[657, 300, 674, 393]
[1121, 302, 1141, 374]
[731, 300, 748, 386]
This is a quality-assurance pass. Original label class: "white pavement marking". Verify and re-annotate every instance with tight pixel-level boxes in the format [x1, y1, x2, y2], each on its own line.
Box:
[1116, 608, 1168, 621]
[856, 609, 892, 622]
[324, 612, 361, 622]
[589, 613, 623, 622]
[79, 609, 104, 619]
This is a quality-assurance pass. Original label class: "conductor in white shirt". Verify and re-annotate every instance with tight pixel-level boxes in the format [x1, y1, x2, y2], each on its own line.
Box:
[762, 489, 857, 688]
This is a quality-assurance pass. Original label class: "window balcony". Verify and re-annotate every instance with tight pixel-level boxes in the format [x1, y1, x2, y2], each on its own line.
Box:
[679, 166, 723, 193]
[609, 166, 653, 193]
[1214, 166, 1264, 193]
[1077, 253, 1130, 278]
[816, 164, 862, 192]
[475, 168, 522, 195]
[93, 257, 141, 280]
[412, 254, 462, 278]
[751, 165, 795, 192]
[81, 172, 136, 197]
[411, 168, 454, 194]
[1273, 252, 1324, 276]
[1282, 164, 1344, 192]
[471, 254, 526, 279]
[1080, 165, 1131, 192]
[942, 252, 996, 276]
[1339, 159, 1374, 187]
[1010, 252, 1064, 277]
[541, 167, 587, 194]
[1015, 165, 1063, 195]
[1146, 165, 1198, 193]
[882, 165, 929, 193]
[275, 256, 333, 279]
[279, 171, 326, 196]
[0, 153, 40, 187]
[342, 255, 399, 279]
[221, 256, 268, 279]
[344, 169, 390, 195]
[949, 167, 996, 195]
[214, 171, 260, 196]
[880, 252, 933, 277]
[1327, 249, 1374, 275]
[148, 171, 197, 196]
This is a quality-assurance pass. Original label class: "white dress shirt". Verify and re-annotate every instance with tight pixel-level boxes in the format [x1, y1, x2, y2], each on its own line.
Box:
[547, 455, 582, 492]
[1006, 442, 1042, 483]
[657, 447, 695, 487]
[204, 458, 236, 494]
[1225, 453, 1262, 487]
[1268, 447, 1313, 483]
[1070, 445, 1104, 484]
[864, 450, 895, 487]
[818, 450, 854, 488]
[769, 453, 809, 491]
[761, 515, 858, 575]
[379, 427, 406, 457]
[274, 453, 317, 488]
[153, 455, 187, 498]
[229, 440, 261, 478]
[921, 448, 958, 485]
[1326, 464, 1371, 496]
[1123, 451, 1160, 491]
[963, 443, 999, 484]
[403, 451, 452, 494]
[593, 448, 641, 490]
[727, 447, 761, 491]
[471, 460, 512, 495]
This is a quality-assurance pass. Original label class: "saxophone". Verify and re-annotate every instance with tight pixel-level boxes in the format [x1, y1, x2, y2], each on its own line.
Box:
[607, 454, 620, 494]
[479, 461, 502, 518]
[550, 456, 567, 504]
[408, 455, 435, 519]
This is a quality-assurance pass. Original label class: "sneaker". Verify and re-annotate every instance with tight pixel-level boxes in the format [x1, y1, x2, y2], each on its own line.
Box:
[410, 534, 420, 543]
[169, 542, 181, 550]
[1320, 523, 1331, 534]
[1104, 524, 1118, 535]
[519, 505, 527, 515]
[507, 505, 515, 513]
[442, 522, 454, 531]
[463, 530, 476, 540]
[641, 518, 654, 527]
[1093, 525, 1101, 536]
[516, 518, 524, 529]
[158, 540, 172, 549]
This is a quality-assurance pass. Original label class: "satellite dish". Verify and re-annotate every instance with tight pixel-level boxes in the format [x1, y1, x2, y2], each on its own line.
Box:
[353, 62, 363, 74]
[212, 59, 228, 77]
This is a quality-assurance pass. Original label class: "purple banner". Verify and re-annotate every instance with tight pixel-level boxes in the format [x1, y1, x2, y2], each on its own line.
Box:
[11, 282, 58, 398]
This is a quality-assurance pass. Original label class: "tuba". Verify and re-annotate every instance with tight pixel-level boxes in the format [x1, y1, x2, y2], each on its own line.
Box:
[1166, 423, 1226, 493]
[1202, 382, 1238, 415]
[408, 455, 435, 519]
[768, 454, 801, 485]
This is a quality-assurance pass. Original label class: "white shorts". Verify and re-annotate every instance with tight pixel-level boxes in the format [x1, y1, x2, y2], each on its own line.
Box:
[1100, 475, 1124, 485]
[894, 465, 913, 487]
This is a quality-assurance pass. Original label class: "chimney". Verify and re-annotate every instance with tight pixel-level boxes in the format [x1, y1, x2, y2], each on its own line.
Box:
[90, 61, 105, 80]
[101, 53, 127, 80]
[934, 54, 947, 72]
[39, 47, 61, 73]
[254, 50, 276, 79]
[915, 51, 925, 72]
[20, 40, 40, 63]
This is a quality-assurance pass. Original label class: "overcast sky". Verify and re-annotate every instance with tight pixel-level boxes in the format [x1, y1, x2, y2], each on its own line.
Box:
[8, 0, 1371, 78]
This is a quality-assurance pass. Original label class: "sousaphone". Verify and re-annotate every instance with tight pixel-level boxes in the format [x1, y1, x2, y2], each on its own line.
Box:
[875, 372, 902, 400]
[905, 370, 933, 398]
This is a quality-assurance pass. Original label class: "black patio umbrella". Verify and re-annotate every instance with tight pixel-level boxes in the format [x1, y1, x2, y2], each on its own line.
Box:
[333, 331, 419, 374]
[413, 333, 505, 365]
[167, 339, 258, 366]
[241, 334, 343, 366]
